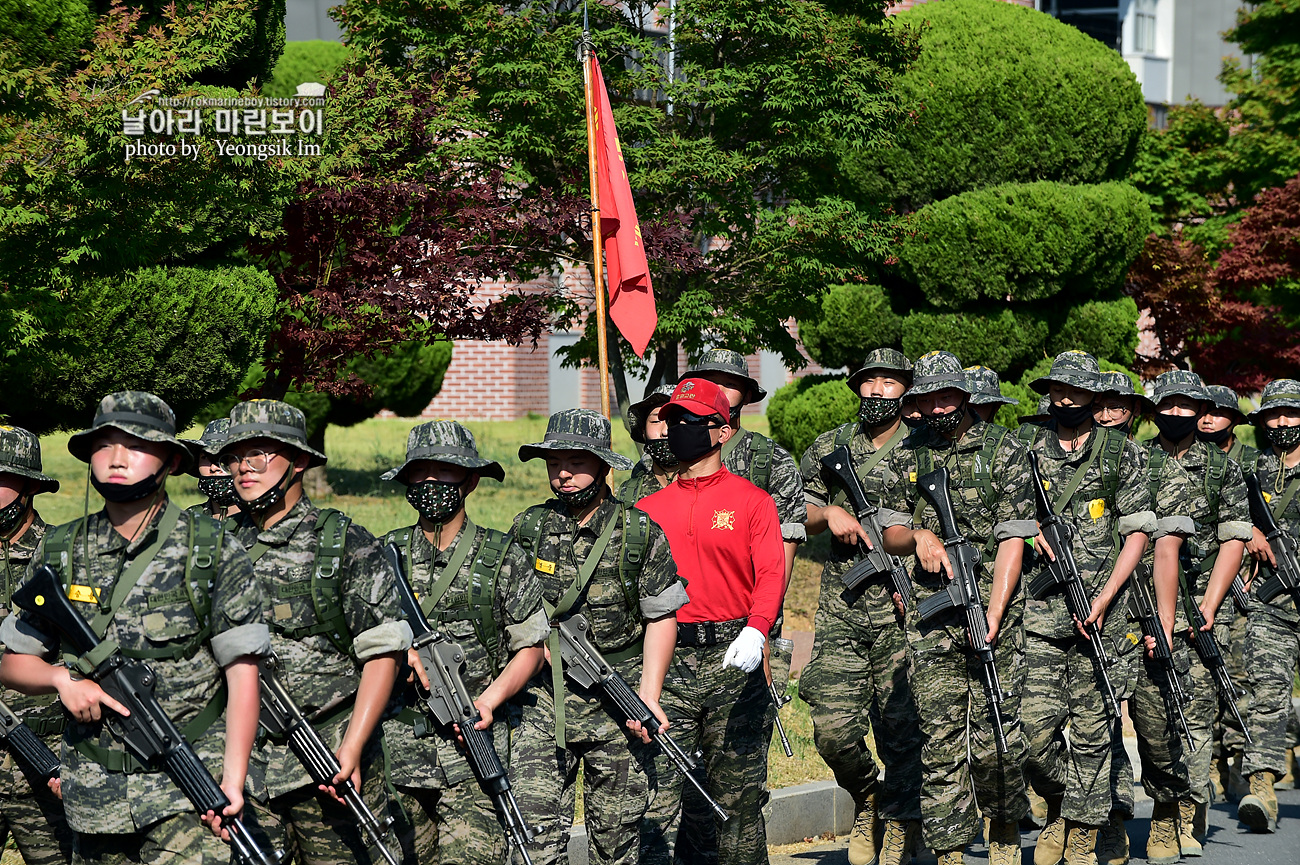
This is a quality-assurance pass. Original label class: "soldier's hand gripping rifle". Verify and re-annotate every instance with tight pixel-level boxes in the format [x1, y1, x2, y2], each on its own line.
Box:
[1246, 475, 1300, 611]
[820, 446, 913, 610]
[12, 565, 278, 865]
[385, 545, 538, 865]
[0, 696, 60, 781]
[1126, 566, 1194, 750]
[1174, 558, 1251, 743]
[914, 468, 1011, 754]
[556, 614, 729, 821]
[257, 654, 399, 865]
[1025, 453, 1121, 718]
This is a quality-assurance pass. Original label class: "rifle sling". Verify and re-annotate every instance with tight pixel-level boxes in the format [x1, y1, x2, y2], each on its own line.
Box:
[831, 425, 906, 511]
[71, 683, 226, 774]
[420, 521, 477, 619]
[1053, 430, 1107, 515]
[1272, 475, 1300, 522]
[90, 503, 183, 638]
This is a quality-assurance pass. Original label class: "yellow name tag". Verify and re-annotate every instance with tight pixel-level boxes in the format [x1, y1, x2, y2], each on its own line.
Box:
[67, 585, 98, 604]
[1126, 632, 1140, 646]
[1264, 491, 1273, 503]
[535, 558, 556, 575]
[909, 471, 917, 483]
[1042, 479, 1051, 490]
[1089, 499, 1105, 521]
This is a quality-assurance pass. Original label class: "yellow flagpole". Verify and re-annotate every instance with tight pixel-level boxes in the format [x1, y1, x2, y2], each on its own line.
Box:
[582, 39, 613, 420]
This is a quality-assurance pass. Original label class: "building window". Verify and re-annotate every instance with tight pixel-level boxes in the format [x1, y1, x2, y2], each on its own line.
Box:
[1134, 0, 1157, 53]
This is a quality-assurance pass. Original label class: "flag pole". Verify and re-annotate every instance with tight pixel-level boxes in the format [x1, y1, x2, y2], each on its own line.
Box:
[581, 35, 613, 420]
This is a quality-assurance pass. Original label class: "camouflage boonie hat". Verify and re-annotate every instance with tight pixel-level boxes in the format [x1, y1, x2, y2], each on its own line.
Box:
[1096, 371, 1154, 413]
[1030, 351, 1102, 394]
[628, 384, 678, 444]
[67, 391, 194, 472]
[1151, 369, 1209, 406]
[220, 400, 327, 468]
[1248, 379, 1300, 420]
[904, 351, 969, 397]
[182, 418, 232, 476]
[0, 426, 58, 493]
[683, 349, 766, 402]
[381, 420, 504, 483]
[964, 366, 1018, 406]
[519, 409, 634, 471]
[1204, 385, 1247, 423]
[847, 348, 913, 393]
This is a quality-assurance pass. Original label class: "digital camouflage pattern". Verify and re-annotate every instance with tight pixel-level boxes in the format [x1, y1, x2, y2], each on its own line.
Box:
[965, 366, 1017, 406]
[847, 347, 913, 393]
[0, 425, 59, 492]
[720, 429, 807, 542]
[1150, 369, 1210, 405]
[65, 391, 193, 472]
[904, 351, 968, 398]
[381, 420, 504, 484]
[519, 409, 634, 471]
[877, 418, 1038, 851]
[0, 513, 73, 865]
[1247, 378, 1300, 419]
[192, 418, 231, 457]
[684, 349, 766, 402]
[0, 503, 269, 836]
[797, 419, 922, 820]
[627, 384, 678, 445]
[1030, 351, 1103, 394]
[221, 399, 327, 467]
[72, 811, 235, 865]
[1243, 447, 1300, 778]
[617, 451, 671, 505]
[509, 492, 686, 865]
[1215, 436, 1261, 758]
[1097, 371, 1154, 414]
[1206, 385, 1248, 423]
[391, 782, 506, 865]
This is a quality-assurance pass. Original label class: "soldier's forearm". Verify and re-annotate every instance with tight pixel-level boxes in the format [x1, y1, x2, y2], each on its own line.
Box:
[783, 541, 798, 589]
[1202, 538, 1247, 620]
[988, 537, 1023, 623]
[804, 503, 830, 537]
[0, 651, 60, 695]
[639, 615, 677, 704]
[1153, 534, 1185, 637]
[479, 644, 545, 714]
[883, 525, 916, 557]
[1102, 531, 1149, 603]
[221, 658, 261, 792]
[341, 653, 400, 755]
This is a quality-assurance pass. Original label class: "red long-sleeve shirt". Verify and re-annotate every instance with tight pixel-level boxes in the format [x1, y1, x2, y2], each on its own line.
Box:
[636, 465, 786, 635]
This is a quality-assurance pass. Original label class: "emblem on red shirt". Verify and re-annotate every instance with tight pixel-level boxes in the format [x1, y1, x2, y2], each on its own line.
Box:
[710, 509, 736, 531]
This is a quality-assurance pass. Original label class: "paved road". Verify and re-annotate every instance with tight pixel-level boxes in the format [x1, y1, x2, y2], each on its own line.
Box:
[770, 787, 1300, 865]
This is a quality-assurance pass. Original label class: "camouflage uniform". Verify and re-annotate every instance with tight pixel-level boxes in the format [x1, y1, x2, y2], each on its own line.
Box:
[0, 393, 271, 865]
[877, 352, 1039, 854]
[221, 400, 412, 865]
[378, 421, 551, 865]
[1242, 382, 1300, 781]
[1018, 353, 1157, 829]
[0, 426, 73, 865]
[965, 366, 1018, 423]
[618, 385, 679, 505]
[184, 419, 237, 521]
[796, 349, 923, 825]
[509, 410, 688, 865]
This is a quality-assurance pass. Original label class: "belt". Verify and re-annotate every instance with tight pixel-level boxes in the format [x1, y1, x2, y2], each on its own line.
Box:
[676, 618, 747, 648]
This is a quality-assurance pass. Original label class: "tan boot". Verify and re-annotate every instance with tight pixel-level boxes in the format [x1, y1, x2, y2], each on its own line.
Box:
[1177, 799, 1202, 856]
[936, 850, 964, 865]
[1228, 752, 1250, 802]
[1096, 811, 1129, 865]
[1063, 821, 1098, 865]
[987, 819, 1021, 865]
[1034, 796, 1065, 865]
[880, 820, 920, 865]
[849, 794, 882, 865]
[1277, 748, 1297, 790]
[1025, 786, 1050, 829]
[1146, 801, 1181, 865]
[1238, 771, 1278, 833]
[1209, 756, 1227, 800]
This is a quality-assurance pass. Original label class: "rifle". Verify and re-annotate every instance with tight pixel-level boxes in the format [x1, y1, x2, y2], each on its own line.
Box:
[769, 682, 793, 758]
[1175, 554, 1251, 744]
[1245, 475, 1300, 611]
[914, 468, 1011, 754]
[1229, 575, 1251, 614]
[1126, 566, 1194, 751]
[1025, 453, 1121, 718]
[0, 697, 60, 781]
[257, 654, 399, 865]
[12, 566, 278, 865]
[555, 615, 729, 821]
[385, 544, 538, 865]
[820, 446, 913, 610]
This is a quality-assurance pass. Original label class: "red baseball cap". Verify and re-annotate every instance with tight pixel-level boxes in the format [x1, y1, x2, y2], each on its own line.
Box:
[661, 378, 732, 422]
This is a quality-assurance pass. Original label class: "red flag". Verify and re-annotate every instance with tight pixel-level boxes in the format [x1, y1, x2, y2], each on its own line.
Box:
[591, 56, 657, 357]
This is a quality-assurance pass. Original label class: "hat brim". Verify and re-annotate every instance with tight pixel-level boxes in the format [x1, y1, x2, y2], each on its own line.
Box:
[1248, 398, 1300, 420]
[627, 394, 672, 444]
[0, 466, 59, 494]
[1029, 373, 1102, 395]
[968, 394, 1019, 406]
[847, 366, 913, 394]
[381, 455, 505, 484]
[905, 377, 970, 399]
[68, 422, 195, 474]
[1151, 387, 1210, 407]
[683, 364, 767, 402]
[518, 440, 635, 472]
[218, 429, 327, 468]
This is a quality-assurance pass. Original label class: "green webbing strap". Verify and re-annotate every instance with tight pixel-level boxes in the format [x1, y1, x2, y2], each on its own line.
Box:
[1204, 445, 1228, 517]
[90, 503, 182, 638]
[420, 521, 478, 619]
[911, 427, 1009, 527]
[1053, 428, 1110, 514]
[542, 511, 620, 749]
[829, 424, 905, 510]
[617, 503, 647, 612]
[749, 433, 775, 490]
[72, 683, 226, 774]
[469, 529, 510, 673]
[1272, 475, 1300, 521]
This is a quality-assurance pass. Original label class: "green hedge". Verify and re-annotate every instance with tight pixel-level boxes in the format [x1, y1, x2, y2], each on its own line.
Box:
[1047, 296, 1140, 364]
[0, 0, 93, 69]
[897, 181, 1152, 307]
[263, 40, 350, 98]
[766, 374, 858, 460]
[797, 283, 904, 372]
[900, 307, 1048, 380]
[844, 0, 1146, 210]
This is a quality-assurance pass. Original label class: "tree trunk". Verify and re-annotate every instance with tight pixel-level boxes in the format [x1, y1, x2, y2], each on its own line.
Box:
[303, 422, 334, 499]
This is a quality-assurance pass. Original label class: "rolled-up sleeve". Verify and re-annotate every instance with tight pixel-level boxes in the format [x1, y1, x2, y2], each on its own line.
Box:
[641, 582, 689, 620]
[878, 507, 913, 530]
[993, 519, 1039, 541]
[1118, 510, 1157, 538]
[1218, 520, 1254, 543]
[505, 609, 551, 651]
[211, 622, 271, 667]
[352, 621, 413, 661]
[0, 614, 53, 657]
[1155, 515, 1195, 538]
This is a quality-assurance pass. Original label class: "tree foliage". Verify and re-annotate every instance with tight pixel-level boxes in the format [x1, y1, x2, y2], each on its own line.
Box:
[901, 308, 1048, 375]
[262, 39, 348, 99]
[1047, 297, 1141, 364]
[0, 0, 94, 69]
[798, 283, 903, 372]
[766, 374, 858, 459]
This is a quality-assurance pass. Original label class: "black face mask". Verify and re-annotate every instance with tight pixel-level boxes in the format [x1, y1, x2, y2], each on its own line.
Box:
[644, 438, 680, 468]
[858, 396, 902, 428]
[1266, 425, 1300, 451]
[555, 475, 606, 510]
[0, 494, 29, 538]
[407, 479, 465, 523]
[1049, 400, 1094, 430]
[728, 404, 743, 426]
[1195, 426, 1233, 446]
[667, 422, 720, 462]
[902, 414, 925, 430]
[92, 465, 168, 503]
[1154, 413, 1199, 443]
[197, 475, 238, 507]
[925, 404, 965, 436]
[242, 463, 299, 513]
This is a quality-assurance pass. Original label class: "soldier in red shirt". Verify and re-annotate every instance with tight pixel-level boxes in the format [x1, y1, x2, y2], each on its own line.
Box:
[637, 377, 788, 865]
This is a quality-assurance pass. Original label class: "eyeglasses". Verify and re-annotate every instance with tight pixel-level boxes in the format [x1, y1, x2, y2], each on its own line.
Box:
[220, 448, 283, 473]
[1094, 404, 1131, 417]
[668, 413, 722, 428]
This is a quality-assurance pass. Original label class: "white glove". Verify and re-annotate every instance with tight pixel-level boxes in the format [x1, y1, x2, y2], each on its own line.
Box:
[721, 627, 766, 673]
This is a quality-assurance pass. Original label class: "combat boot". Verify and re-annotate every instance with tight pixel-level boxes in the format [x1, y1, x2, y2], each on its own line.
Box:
[1063, 821, 1098, 865]
[935, 850, 964, 865]
[1176, 799, 1202, 856]
[848, 793, 881, 865]
[1237, 771, 1278, 833]
[1024, 786, 1049, 829]
[1033, 795, 1065, 865]
[986, 819, 1021, 865]
[1145, 801, 1181, 865]
[1209, 755, 1227, 800]
[880, 820, 920, 865]
[1096, 810, 1129, 865]
[1228, 752, 1249, 802]
[1277, 748, 1297, 790]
